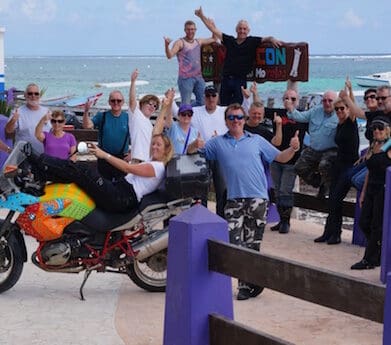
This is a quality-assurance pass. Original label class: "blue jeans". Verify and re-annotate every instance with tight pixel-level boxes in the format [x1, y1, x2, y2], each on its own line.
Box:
[350, 162, 367, 191]
[220, 76, 246, 106]
[177, 76, 205, 106]
[270, 162, 296, 207]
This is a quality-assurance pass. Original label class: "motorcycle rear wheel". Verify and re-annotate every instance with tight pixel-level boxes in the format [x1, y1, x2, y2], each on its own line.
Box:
[0, 235, 24, 294]
[127, 249, 167, 292]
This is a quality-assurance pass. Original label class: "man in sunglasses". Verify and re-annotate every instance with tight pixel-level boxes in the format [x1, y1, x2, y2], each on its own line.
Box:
[286, 90, 338, 198]
[5, 83, 50, 153]
[186, 84, 251, 217]
[83, 90, 129, 180]
[192, 103, 300, 301]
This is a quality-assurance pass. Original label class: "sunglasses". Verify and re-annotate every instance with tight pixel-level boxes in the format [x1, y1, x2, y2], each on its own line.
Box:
[50, 119, 65, 124]
[27, 92, 40, 96]
[147, 102, 158, 109]
[284, 97, 296, 102]
[322, 98, 334, 103]
[371, 123, 388, 131]
[179, 111, 193, 117]
[226, 114, 245, 121]
[364, 94, 376, 101]
[205, 94, 217, 98]
[110, 99, 123, 104]
[334, 106, 346, 112]
[376, 96, 391, 101]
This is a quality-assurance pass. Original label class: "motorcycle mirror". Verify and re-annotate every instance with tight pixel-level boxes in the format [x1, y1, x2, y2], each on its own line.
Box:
[77, 142, 89, 154]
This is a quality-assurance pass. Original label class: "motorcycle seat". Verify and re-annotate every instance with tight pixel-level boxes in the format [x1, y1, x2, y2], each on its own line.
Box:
[80, 190, 172, 232]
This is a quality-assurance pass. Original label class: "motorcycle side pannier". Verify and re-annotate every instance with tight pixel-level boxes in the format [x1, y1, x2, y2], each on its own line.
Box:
[165, 154, 210, 200]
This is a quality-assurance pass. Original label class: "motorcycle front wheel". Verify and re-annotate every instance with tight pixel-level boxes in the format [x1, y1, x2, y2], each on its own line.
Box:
[0, 234, 24, 294]
[127, 249, 167, 292]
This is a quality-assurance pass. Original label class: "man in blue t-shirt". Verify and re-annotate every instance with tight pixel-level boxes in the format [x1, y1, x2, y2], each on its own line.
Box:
[192, 103, 300, 301]
[83, 90, 129, 180]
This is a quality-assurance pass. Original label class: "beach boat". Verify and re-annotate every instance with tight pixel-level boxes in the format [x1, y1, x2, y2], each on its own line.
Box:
[355, 71, 391, 88]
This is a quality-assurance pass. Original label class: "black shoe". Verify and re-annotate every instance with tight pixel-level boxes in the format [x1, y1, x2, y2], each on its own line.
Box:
[237, 288, 251, 301]
[279, 222, 290, 234]
[316, 184, 329, 199]
[270, 222, 281, 231]
[327, 235, 341, 245]
[249, 286, 264, 298]
[351, 259, 376, 270]
[314, 234, 330, 243]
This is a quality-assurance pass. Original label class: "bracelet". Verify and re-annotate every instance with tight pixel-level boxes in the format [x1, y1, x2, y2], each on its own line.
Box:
[106, 154, 111, 160]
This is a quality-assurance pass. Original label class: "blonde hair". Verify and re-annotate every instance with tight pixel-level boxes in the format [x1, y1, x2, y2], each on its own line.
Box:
[150, 134, 174, 165]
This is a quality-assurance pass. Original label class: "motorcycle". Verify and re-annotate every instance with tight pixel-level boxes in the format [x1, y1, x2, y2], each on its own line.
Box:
[0, 141, 204, 300]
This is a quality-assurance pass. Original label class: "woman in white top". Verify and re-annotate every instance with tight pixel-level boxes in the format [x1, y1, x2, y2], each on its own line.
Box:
[25, 133, 174, 213]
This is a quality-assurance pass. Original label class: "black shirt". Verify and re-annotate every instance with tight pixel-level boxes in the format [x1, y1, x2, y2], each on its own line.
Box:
[244, 123, 273, 142]
[335, 117, 359, 166]
[222, 34, 262, 78]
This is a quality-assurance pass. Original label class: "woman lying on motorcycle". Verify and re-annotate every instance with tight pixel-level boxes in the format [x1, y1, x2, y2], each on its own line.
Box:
[23, 132, 174, 214]
[23, 95, 175, 214]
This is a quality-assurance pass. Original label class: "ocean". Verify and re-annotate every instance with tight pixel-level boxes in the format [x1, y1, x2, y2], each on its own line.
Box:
[4, 53, 391, 108]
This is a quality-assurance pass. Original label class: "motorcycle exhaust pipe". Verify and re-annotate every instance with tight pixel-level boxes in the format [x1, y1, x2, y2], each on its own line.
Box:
[132, 229, 168, 261]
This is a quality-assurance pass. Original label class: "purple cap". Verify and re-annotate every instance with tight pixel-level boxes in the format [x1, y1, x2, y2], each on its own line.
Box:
[178, 104, 193, 114]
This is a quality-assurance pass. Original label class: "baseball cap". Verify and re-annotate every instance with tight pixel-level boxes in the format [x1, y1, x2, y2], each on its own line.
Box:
[372, 116, 390, 126]
[204, 85, 217, 95]
[178, 104, 193, 114]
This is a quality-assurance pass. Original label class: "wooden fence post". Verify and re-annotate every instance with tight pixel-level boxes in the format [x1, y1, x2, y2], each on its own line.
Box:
[163, 204, 233, 345]
[381, 167, 391, 283]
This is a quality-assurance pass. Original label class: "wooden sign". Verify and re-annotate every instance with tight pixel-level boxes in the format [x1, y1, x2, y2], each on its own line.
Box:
[201, 41, 309, 83]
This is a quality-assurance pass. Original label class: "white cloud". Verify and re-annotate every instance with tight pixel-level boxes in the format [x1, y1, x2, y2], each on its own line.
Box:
[21, 0, 57, 23]
[0, 0, 11, 13]
[342, 9, 364, 28]
[125, 0, 144, 20]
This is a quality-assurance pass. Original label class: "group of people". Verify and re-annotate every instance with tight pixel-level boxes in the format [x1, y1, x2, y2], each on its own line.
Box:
[1, 6, 391, 301]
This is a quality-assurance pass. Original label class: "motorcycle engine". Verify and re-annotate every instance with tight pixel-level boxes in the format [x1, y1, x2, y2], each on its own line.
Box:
[41, 241, 71, 266]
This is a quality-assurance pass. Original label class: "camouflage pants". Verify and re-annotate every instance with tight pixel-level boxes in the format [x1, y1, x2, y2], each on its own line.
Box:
[224, 198, 268, 291]
[224, 198, 267, 250]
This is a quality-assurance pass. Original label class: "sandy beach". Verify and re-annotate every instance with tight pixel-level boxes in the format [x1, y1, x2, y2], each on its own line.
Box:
[0, 204, 383, 345]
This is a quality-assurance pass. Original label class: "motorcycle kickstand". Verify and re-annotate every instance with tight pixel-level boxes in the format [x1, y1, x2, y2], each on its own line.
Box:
[79, 269, 92, 301]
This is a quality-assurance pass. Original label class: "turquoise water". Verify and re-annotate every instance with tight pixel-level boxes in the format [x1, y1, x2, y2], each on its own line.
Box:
[4, 54, 391, 107]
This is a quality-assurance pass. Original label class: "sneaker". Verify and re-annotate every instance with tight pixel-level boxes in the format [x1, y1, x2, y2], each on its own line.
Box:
[351, 259, 376, 270]
[237, 288, 251, 301]
[249, 286, 264, 298]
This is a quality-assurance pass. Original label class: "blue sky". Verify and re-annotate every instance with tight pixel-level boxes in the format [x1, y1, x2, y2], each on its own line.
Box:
[0, 0, 390, 56]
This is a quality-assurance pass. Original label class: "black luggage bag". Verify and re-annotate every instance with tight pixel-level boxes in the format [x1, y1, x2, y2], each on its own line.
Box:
[165, 154, 210, 200]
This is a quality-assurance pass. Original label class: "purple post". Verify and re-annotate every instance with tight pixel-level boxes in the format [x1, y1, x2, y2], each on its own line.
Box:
[265, 163, 279, 223]
[383, 272, 391, 344]
[163, 204, 233, 345]
[381, 167, 391, 283]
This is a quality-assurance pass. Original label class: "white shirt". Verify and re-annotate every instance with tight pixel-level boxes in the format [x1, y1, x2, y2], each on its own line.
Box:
[128, 107, 153, 161]
[125, 161, 165, 201]
[9, 105, 50, 153]
[191, 105, 228, 141]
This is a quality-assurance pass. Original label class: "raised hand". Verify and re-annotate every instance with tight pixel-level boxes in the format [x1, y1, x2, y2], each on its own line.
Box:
[241, 86, 251, 99]
[194, 132, 205, 149]
[131, 69, 139, 83]
[290, 130, 300, 151]
[163, 36, 172, 46]
[273, 112, 282, 126]
[194, 6, 204, 18]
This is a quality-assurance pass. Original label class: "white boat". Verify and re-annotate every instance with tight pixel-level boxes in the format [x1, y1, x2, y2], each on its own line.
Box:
[355, 71, 391, 88]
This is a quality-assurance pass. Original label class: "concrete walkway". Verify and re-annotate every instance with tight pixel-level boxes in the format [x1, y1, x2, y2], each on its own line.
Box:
[0, 216, 384, 345]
